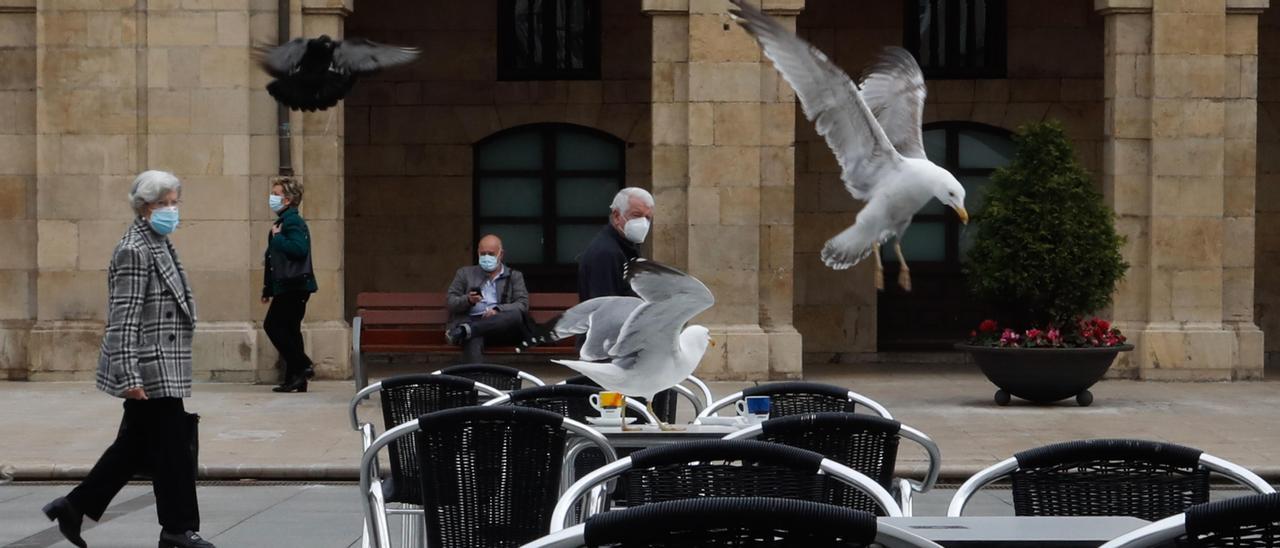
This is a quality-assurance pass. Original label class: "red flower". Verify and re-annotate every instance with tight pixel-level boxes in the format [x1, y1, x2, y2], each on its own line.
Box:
[979, 319, 998, 333]
[1096, 319, 1110, 331]
[1026, 328, 1043, 340]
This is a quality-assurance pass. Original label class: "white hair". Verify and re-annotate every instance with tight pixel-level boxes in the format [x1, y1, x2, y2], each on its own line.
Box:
[129, 170, 182, 216]
[610, 187, 655, 216]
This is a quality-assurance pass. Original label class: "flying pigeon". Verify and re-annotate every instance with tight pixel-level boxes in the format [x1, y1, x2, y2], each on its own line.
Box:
[256, 35, 420, 112]
[730, 0, 969, 292]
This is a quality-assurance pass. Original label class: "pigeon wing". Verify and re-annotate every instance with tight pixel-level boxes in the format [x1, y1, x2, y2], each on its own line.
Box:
[730, 0, 902, 202]
[255, 37, 309, 78]
[607, 259, 714, 358]
[860, 47, 928, 159]
[332, 38, 420, 74]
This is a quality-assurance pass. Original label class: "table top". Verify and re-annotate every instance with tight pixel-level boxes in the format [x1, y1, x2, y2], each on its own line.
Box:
[587, 424, 739, 447]
[881, 516, 1151, 547]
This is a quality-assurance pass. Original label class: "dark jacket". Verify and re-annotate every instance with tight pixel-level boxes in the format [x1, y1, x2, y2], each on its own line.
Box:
[97, 218, 197, 399]
[262, 207, 318, 297]
[578, 224, 639, 300]
[446, 264, 529, 331]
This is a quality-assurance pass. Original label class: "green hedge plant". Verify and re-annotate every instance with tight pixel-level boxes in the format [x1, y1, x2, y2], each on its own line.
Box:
[963, 120, 1128, 344]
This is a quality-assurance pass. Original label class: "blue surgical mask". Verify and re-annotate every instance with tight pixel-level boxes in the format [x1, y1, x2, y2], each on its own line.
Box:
[149, 206, 180, 236]
[269, 194, 286, 213]
[478, 255, 499, 272]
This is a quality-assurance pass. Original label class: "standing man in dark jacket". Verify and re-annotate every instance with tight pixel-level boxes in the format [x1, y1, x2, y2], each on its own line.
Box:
[261, 176, 318, 393]
[578, 187, 655, 300]
[445, 234, 530, 364]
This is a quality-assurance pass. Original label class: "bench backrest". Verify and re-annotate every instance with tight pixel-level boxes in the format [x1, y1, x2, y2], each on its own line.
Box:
[355, 292, 578, 349]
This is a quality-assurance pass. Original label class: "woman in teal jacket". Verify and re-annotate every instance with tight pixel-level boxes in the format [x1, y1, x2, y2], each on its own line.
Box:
[262, 176, 318, 393]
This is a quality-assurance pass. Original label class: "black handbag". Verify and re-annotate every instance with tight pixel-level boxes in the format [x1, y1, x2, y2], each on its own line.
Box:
[125, 412, 200, 481]
[268, 222, 314, 283]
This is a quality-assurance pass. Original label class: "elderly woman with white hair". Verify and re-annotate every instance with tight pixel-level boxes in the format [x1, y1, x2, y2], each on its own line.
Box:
[42, 170, 213, 548]
[577, 186, 655, 300]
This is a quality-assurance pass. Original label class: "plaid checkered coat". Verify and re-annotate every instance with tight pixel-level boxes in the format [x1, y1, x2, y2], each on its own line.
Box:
[96, 218, 198, 399]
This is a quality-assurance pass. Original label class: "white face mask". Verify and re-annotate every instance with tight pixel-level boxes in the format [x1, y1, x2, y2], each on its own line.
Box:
[623, 218, 650, 244]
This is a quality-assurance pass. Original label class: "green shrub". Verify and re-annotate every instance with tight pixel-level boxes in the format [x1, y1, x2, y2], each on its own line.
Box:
[963, 120, 1128, 331]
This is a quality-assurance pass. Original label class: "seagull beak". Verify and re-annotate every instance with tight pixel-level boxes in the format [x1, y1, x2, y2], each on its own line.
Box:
[953, 206, 969, 225]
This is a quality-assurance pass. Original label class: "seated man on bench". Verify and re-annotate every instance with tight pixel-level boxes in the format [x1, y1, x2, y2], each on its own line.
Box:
[444, 234, 530, 363]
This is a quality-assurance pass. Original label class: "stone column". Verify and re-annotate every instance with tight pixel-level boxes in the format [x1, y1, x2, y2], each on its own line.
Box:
[294, 0, 351, 379]
[1097, 0, 1266, 380]
[30, 0, 144, 380]
[644, 0, 803, 380]
[0, 0, 35, 379]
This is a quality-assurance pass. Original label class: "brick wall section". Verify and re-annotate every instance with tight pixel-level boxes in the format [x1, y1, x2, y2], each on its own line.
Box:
[794, 0, 1104, 360]
[342, 0, 652, 318]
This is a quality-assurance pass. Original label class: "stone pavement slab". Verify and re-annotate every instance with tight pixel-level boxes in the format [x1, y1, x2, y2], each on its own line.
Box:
[1, 483, 1266, 548]
[2, 364, 1279, 481]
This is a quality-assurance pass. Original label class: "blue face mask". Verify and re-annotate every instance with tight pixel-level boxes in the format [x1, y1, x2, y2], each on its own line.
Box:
[149, 207, 180, 236]
[269, 194, 286, 213]
[478, 255, 499, 272]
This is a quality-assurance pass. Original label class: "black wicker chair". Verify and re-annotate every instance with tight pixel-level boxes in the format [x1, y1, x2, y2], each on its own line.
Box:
[697, 381, 893, 421]
[948, 439, 1275, 521]
[432, 363, 546, 392]
[359, 406, 616, 548]
[724, 412, 941, 515]
[1101, 493, 1280, 548]
[349, 373, 504, 547]
[523, 497, 942, 548]
[548, 439, 903, 531]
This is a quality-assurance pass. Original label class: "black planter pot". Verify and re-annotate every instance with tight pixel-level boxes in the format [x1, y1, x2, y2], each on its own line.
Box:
[955, 343, 1134, 406]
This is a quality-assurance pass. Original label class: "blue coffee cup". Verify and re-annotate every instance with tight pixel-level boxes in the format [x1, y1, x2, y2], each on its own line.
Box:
[736, 395, 772, 419]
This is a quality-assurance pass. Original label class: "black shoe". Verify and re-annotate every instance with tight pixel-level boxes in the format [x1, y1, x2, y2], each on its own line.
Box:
[445, 325, 469, 345]
[41, 497, 87, 548]
[159, 529, 215, 548]
[272, 377, 307, 393]
[303, 366, 315, 379]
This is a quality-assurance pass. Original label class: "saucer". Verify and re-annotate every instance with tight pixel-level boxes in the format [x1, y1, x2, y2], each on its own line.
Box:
[586, 416, 639, 426]
[695, 416, 751, 426]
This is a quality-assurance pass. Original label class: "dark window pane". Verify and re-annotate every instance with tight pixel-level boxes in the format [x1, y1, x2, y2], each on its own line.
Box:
[499, 0, 599, 80]
[958, 130, 1014, 169]
[557, 130, 622, 170]
[907, 0, 1005, 78]
[887, 221, 947, 262]
[479, 178, 543, 217]
[478, 130, 542, 170]
[555, 224, 600, 264]
[923, 128, 946, 164]
[480, 223, 545, 264]
[959, 175, 993, 215]
[557, 178, 620, 217]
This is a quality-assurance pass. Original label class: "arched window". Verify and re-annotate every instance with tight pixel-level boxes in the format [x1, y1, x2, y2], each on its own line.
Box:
[879, 122, 1013, 350]
[473, 123, 624, 290]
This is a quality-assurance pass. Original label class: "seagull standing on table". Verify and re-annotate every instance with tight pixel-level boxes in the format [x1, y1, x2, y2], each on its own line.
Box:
[730, 0, 969, 292]
[525, 258, 714, 430]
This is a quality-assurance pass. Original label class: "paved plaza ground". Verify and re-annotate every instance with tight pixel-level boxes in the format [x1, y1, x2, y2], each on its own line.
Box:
[1, 364, 1277, 546]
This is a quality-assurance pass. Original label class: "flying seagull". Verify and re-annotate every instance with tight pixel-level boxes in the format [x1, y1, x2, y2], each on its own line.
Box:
[256, 35, 420, 112]
[522, 258, 714, 429]
[729, 0, 968, 292]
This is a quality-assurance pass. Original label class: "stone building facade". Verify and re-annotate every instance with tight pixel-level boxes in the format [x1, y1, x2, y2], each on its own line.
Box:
[0, 0, 1273, 382]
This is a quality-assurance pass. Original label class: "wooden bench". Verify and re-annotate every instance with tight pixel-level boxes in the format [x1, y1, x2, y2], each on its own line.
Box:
[351, 291, 578, 389]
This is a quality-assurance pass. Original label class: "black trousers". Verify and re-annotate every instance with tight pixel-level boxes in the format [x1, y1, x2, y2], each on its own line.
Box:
[67, 398, 199, 533]
[459, 309, 527, 364]
[265, 290, 313, 380]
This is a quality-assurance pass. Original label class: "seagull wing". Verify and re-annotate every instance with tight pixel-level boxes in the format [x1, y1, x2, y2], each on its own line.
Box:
[730, 0, 902, 201]
[607, 259, 714, 358]
[332, 38, 420, 74]
[860, 47, 928, 159]
[255, 37, 309, 78]
[526, 296, 642, 361]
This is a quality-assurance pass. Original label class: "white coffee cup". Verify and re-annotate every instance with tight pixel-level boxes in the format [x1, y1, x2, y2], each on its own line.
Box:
[589, 392, 625, 420]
